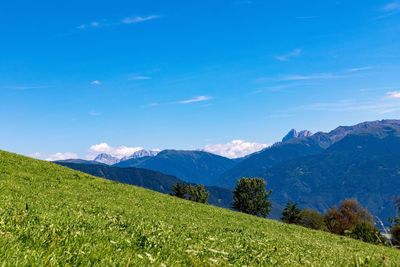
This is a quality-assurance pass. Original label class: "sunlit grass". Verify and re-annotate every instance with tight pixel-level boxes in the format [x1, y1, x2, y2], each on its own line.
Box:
[0, 150, 399, 266]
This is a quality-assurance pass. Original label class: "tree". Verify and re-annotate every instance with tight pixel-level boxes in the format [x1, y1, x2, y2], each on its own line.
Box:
[298, 209, 327, 231]
[391, 198, 400, 247]
[348, 222, 386, 245]
[187, 185, 209, 204]
[324, 199, 372, 235]
[281, 202, 302, 224]
[232, 178, 272, 217]
[171, 182, 187, 199]
[391, 224, 400, 247]
[394, 198, 400, 225]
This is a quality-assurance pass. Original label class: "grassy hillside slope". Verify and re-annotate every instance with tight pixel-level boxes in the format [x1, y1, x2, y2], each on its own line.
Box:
[0, 150, 399, 266]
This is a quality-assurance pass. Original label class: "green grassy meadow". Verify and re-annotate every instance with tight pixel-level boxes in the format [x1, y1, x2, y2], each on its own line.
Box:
[0, 150, 399, 266]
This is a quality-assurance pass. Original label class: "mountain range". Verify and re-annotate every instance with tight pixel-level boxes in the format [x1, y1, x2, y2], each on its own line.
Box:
[55, 119, 400, 222]
[93, 149, 160, 165]
[218, 119, 400, 221]
[114, 150, 237, 185]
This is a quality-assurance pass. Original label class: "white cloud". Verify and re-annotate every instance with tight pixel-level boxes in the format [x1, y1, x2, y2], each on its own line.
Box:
[281, 93, 400, 115]
[29, 152, 79, 161]
[148, 102, 160, 107]
[179, 96, 213, 104]
[89, 110, 102, 116]
[2, 85, 49, 91]
[204, 140, 268, 159]
[78, 21, 101, 30]
[386, 91, 400, 99]
[88, 142, 143, 159]
[383, 2, 400, 12]
[295, 16, 319, 19]
[343, 66, 375, 73]
[275, 48, 302, 62]
[129, 75, 152, 81]
[122, 15, 160, 24]
[280, 73, 337, 81]
[375, 2, 400, 19]
[256, 66, 375, 83]
[91, 80, 102, 85]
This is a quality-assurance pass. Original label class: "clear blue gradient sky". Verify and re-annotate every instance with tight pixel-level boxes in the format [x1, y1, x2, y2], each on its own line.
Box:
[1, 0, 400, 159]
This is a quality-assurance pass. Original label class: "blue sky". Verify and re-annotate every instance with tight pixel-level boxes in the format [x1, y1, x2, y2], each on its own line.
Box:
[1, 0, 400, 159]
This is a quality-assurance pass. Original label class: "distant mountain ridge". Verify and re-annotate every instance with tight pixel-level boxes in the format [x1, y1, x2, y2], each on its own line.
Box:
[115, 150, 237, 185]
[120, 149, 160, 161]
[282, 129, 313, 142]
[93, 149, 160, 165]
[94, 153, 120, 165]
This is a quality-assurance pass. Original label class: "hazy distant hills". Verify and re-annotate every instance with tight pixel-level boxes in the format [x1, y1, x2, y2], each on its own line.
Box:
[114, 150, 237, 185]
[56, 162, 232, 209]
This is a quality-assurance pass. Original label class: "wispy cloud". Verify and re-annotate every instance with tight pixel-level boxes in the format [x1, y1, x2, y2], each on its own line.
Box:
[343, 66, 375, 73]
[145, 95, 213, 108]
[147, 102, 160, 107]
[386, 91, 400, 99]
[1, 85, 49, 91]
[178, 96, 213, 104]
[122, 15, 160, 25]
[278, 73, 338, 82]
[295, 16, 319, 20]
[89, 110, 102, 116]
[91, 80, 102, 85]
[129, 75, 152, 81]
[375, 2, 400, 19]
[280, 93, 400, 115]
[78, 21, 102, 30]
[77, 15, 160, 31]
[232, 0, 254, 6]
[256, 66, 375, 83]
[383, 2, 400, 12]
[275, 48, 302, 62]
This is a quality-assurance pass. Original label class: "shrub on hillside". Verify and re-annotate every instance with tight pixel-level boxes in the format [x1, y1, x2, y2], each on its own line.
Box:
[348, 222, 386, 245]
[171, 182, 187, 199]
[232, 178, 272, 217]
[298, 209, 327, 231]
[187, 185, 209, 204]
[281, 202, 302, 224]
[324, 199, 372, 235]
[391, 224, 400, 247]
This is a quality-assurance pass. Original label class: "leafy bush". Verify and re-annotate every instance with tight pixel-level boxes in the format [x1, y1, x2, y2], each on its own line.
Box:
[298, 209, 327, 231]
[171, 183, 209, 204]
[324, 199, 372, 235]
[187, 185, 209, 204]
[348, 222, 386, 245]
[391, 224, 400, 247]
[232, 178, 272, 217]
[171, 182, 188, 198]
[281, 202, 301, 224]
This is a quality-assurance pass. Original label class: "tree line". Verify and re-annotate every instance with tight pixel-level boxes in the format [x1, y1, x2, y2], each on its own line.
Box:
[171, 177, 400, 247]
